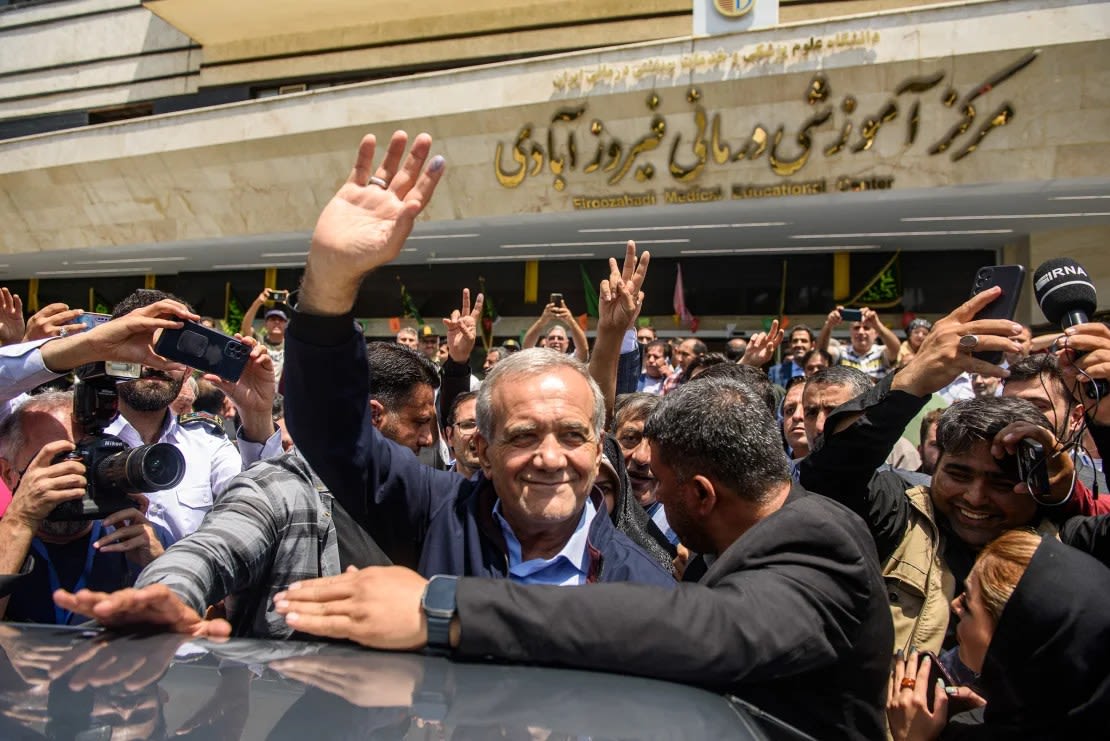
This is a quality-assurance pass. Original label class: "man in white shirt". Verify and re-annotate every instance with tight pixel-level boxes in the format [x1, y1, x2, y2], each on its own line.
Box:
[104, 290, 283, 541]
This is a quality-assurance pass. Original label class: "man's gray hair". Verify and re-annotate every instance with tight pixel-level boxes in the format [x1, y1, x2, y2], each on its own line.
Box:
[476, 348, 605, 440]
[0, 391, 73, 461]
[614, 393, 661, 430]
[806, 365, 872, 399]
[644, 377, 790, 503]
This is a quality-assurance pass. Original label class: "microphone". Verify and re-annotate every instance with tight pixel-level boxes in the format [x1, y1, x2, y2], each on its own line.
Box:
[1033, 257, 1097, 329]
[1033, 257, 1106, 400]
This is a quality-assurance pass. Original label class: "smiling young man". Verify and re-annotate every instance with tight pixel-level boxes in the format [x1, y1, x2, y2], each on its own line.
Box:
[800, 289, 1096, 656]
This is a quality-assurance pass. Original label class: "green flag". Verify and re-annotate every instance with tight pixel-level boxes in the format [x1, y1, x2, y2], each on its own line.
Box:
[398, 277, 424, 326]
[849, 251, 903, 309]
[579, 264, 599, 318]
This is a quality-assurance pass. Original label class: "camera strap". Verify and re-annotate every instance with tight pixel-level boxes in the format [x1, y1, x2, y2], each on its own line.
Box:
[30, 521, 103, 626]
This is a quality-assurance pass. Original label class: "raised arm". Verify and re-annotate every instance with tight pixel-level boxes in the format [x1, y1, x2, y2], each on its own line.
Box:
[284, 131, 448, 546]
[239, 289, 270, 337]
[864, 308, 902, 366]
[815, 307, 842, 353]
[437, 288, 483, 424]
[588, 242, 649, 427]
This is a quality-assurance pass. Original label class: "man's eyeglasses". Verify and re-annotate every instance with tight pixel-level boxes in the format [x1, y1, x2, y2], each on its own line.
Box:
[454, 420, 478, 433]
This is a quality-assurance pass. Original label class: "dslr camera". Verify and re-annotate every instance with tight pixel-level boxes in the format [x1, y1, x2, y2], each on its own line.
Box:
[47, 363, 185, 521]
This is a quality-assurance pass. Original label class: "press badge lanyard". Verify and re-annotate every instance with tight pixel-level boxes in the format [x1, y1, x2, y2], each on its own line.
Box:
[30, 521, 103, 626]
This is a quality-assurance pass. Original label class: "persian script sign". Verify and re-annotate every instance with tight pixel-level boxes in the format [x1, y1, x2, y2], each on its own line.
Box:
[496, 51, 1037, 203]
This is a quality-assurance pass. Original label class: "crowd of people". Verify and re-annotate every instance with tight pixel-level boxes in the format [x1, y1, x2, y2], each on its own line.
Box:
[0, 131, 1108, 739]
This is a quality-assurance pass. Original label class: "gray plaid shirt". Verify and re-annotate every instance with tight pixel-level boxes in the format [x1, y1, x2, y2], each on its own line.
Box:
[137, 452, 341, 639]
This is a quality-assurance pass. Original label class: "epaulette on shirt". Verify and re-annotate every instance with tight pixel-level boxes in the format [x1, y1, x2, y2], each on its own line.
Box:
[177, 411, 227, 437]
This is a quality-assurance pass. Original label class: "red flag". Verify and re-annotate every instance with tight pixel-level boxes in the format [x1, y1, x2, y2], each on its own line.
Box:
[673, 264, 696, 331]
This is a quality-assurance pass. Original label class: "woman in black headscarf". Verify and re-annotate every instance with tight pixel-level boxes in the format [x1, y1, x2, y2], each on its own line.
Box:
[887, 528, 1110, 740]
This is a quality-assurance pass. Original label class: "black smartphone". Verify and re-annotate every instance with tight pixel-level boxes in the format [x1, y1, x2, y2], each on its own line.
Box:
[838, 307, 863, 322]
[969, 265, 1026, 364]
[154, 321, 249, 382]
[922, 651, 956, 709]
[269, 289, 290, 303]
[550, 292, 564, 306]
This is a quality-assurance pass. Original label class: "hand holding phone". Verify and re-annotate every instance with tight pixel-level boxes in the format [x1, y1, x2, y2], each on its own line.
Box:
[268, 289, 290, 304]
[154, 321, 249, 382]
[969, 265, 1026, 364]
[838, 307, 863, 322]
[549, 293, 564, 307]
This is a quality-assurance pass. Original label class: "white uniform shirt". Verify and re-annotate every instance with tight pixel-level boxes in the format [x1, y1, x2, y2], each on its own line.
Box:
[104, 413, 282, 542]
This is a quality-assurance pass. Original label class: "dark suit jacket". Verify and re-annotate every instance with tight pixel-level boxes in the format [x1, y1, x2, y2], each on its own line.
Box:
[453, 488, 892, 741]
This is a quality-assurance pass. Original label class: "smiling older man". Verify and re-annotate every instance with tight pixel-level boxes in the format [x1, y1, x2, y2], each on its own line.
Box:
[280, 131, 671, 588]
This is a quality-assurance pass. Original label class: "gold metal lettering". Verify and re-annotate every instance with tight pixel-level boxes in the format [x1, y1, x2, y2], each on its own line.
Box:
[669, 105, 709, 182]
[770, 109, 831, 176]
[494, 125, 532, 188]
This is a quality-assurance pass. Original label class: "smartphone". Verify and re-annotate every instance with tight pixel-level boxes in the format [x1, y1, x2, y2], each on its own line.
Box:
[75, 312, 112, 332]
[969, 265, 1026, 364]
[922, 651, 956, 709]
[269, 289, 290, 304]
[550, 293, 564, 306]
[154, 320, 249, 382]
[838, 307, 863, 322]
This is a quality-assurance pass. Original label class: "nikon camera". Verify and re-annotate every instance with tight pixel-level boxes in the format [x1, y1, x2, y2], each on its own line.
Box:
[47, 363, 185, 521]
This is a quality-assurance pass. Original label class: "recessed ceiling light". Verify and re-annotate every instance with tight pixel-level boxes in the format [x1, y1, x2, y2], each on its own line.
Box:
[500, 239, 689, 249]
[1049, 195, 1110, 201]
[427, 253, 596, 263]
[578, 222, 786, 233]
[37, 268, 154, 276]
[260, 251, 309, 258]
[407, 233, 480, 240]
[211, 262, 306, 269]
[69, 256, 187, 265]
[902, 213, 1110, 221]
[681, 245, 881, 255]
[792, 230, 1011, 238]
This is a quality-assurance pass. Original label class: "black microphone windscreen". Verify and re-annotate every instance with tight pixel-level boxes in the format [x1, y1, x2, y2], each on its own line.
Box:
[1033, 258, 1097, 325]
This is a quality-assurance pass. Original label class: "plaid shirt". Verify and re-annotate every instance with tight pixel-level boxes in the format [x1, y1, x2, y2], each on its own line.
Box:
[136, 452, 341, 639]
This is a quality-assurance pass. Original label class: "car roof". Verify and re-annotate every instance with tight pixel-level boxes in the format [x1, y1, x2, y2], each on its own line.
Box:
[0, 624, 814, 740]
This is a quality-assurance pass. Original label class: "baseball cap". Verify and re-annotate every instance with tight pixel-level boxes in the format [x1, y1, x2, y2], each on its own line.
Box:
[420, 325, 438, 339]
[265, 309, 288, 321]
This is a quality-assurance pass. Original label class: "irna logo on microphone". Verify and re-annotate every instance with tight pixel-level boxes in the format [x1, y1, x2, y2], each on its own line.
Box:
[1035, 264, 1089, 292]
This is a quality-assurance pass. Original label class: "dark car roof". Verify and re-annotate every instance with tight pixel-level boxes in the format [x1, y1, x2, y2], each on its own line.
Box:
[0, 624, 813, 740]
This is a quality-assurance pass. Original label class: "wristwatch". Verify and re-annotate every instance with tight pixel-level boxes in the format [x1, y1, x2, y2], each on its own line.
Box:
[422, 575, 459, 653]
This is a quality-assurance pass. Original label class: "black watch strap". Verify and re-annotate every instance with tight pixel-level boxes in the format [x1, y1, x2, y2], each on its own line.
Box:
[423, 575, 459, 653]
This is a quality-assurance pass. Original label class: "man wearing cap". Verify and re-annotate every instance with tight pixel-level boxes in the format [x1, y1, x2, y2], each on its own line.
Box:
[241, 288, 288, 387]
[418, 325, 440, 363]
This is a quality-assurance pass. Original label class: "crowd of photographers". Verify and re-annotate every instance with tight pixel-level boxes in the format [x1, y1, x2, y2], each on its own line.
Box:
[0, 131, 1108, 739]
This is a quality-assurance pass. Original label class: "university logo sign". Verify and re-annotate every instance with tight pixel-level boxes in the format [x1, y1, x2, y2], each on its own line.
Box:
[714, 0, 755, 18]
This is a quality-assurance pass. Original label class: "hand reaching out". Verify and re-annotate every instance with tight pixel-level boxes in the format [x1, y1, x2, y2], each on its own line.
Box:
[740, 320, 784, 367]
[0, 287, 25, 345]
[597, 241, 650, 333]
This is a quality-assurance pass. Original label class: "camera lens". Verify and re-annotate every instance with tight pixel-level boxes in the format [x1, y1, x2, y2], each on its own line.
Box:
[97, 443, 185, 492]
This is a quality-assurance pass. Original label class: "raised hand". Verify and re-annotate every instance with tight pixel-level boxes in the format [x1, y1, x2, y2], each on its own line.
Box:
[23, 303, 84, 342]
[0, 287, 25, 345]
[39, 298, 195, 375]
[1056, 322, 1110, 426]
[443, 288, 484, 364]
[302, 131, 446, 315]
[740, 320, 785, 367]
[597, 241, 650, 333]
[203, 334, 276, 442]
[892, 287, 1025, 398]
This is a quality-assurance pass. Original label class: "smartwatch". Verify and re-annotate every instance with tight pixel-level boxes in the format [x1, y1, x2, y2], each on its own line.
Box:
[422, 575, 459, 653]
